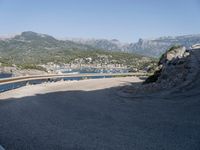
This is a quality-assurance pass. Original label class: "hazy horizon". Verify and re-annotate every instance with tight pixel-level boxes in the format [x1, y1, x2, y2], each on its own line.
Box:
[0, 0, 200, 42]
[1, 30, 200, 44]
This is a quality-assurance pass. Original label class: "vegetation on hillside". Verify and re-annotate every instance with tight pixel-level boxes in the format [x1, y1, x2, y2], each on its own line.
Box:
[0, 31, 157, 72]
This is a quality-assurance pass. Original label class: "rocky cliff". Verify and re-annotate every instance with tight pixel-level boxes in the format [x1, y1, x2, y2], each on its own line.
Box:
[122, 45, 200, 94]
[144, 46, 191, 88]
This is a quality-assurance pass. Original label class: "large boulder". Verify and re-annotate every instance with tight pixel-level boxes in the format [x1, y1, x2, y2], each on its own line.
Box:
[159, 46, 186, 65]
[124, 45, 196, 94]
[144, 45, 190, 88]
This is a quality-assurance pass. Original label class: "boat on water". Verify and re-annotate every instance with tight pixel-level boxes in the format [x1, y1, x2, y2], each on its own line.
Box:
[63, 72, 79, 75]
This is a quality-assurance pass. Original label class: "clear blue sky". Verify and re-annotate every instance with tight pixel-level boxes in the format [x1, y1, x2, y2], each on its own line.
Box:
[0, 0, 200, 42]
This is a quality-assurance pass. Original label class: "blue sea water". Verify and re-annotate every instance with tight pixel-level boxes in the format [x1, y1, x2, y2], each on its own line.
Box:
[62, 68, 129, 74]
[0, 75, 113, 93]
[0, 73, 12, 78]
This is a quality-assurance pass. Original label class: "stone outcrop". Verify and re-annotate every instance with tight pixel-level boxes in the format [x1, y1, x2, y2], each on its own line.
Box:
[123, 46, 195, 94]
[158, 46, 186, 64]
[144, 46, 191, 88]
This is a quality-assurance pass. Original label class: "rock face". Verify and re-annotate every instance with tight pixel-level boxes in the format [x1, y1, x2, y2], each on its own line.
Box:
[145, 46, 191, 87]
[124, 46, 194, 94]
[159, 46, 186, 64]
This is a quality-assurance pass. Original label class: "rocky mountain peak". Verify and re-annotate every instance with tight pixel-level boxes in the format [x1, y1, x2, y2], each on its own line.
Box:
[14, 31, 56, 41]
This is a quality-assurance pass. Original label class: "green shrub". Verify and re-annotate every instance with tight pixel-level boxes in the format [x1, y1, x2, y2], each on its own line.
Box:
[20, 64, 47, 72]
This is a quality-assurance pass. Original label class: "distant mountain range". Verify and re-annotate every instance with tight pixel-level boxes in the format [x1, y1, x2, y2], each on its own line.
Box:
[66, 34, 200, 57]
[1, 31, 200, 59]
[127, 35, 200, 57]
[67, 38, 129, 52]
[0, 31, 151, 70]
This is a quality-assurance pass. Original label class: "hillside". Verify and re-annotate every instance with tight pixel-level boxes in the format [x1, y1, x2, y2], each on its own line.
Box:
[0, 31, 97, 65]
[0, 31, 155, 73]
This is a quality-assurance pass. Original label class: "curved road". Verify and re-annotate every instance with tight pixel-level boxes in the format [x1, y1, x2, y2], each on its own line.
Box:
[0, 50, 200, 150]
